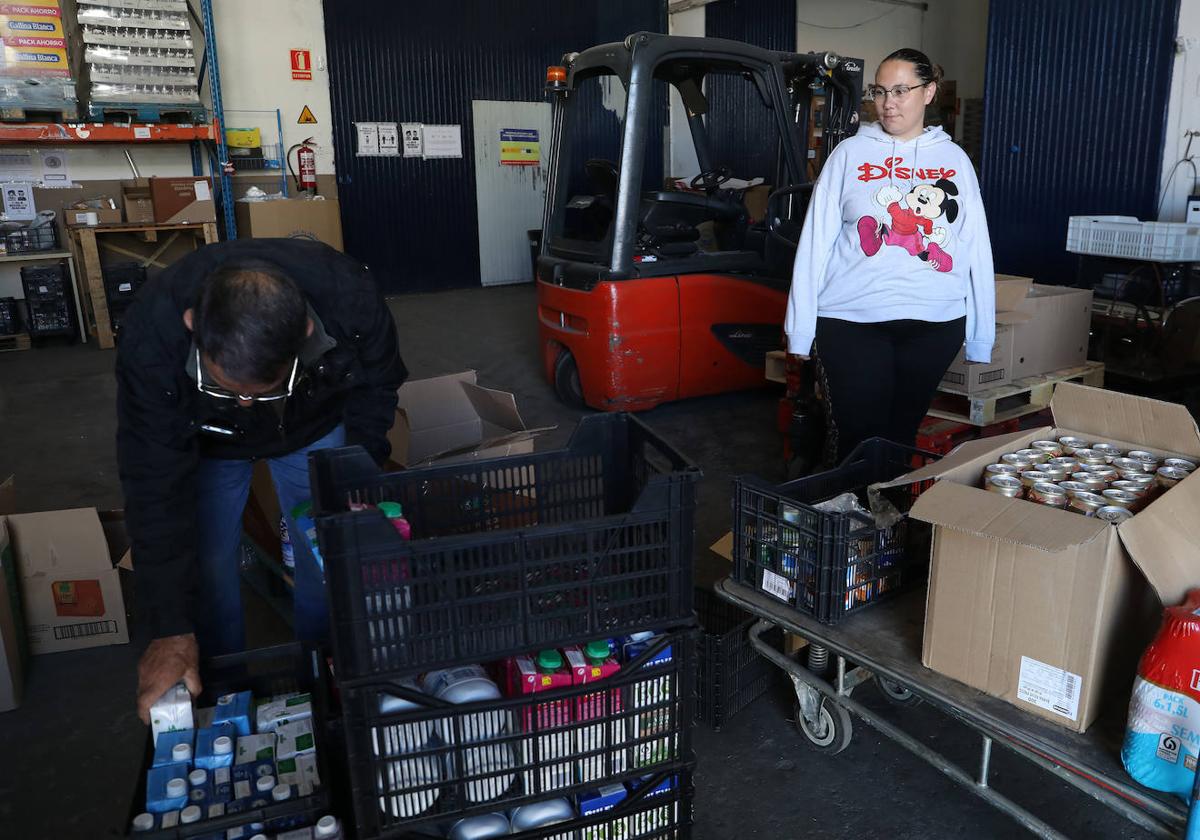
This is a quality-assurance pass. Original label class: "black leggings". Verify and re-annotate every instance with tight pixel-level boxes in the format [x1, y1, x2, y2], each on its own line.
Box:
[814, 316, 966, 462]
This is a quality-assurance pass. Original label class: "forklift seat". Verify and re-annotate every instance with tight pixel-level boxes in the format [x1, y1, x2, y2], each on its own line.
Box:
[638, 190, 748, 257]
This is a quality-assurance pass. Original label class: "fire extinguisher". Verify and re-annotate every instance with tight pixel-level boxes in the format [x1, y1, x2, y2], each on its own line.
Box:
[287, 137, 318, 196]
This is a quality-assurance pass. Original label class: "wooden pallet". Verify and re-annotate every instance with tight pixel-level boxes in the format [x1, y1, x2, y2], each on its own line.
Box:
[0, 332, 30, 352]
[0, 104, 81, 123]
[87, 102, 207, 125]
[927, 361, 1105, 426]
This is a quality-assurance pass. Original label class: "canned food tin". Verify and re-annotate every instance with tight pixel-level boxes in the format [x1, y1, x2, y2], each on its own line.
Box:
[1111, 458, 1148, 475]
[1041, 466, 1071, 482]
[1029, 482, 1068, 507]
[1163, 458, 1197, 474]
[1081, 463, 1119, 480]
[1128, 450, 1161, 470]
[1058, 481, 1092, 495]
[1019, 470, 1051, 490]
[1071, 473, 1108, 492]
[1157, 466, 1190, 490]
[1014, 448, 1051, 465]
[1030, 440, 1064, 457]
[1058, 436, 1091, 455]
[1001, 453, 1037, 471]
[1092, 443, 1124, 462]
[1101, 489, 1139, 509]
[984, 463, 1022, 479]
[1047, 457, 1079, 472]
[1067, 491, 1106, 515]
[1073, 449, 1107, 466]
[986, 475, 1023, 498]
[1095, 505, 1134, 524]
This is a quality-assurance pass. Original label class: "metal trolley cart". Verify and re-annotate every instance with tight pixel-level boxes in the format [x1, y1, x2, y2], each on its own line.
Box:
[714, 578, 1187, 839]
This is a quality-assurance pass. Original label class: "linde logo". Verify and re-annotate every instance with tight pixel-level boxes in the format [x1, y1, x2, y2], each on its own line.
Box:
[7, 20, 55, 31]
[842, 61, 861, 72]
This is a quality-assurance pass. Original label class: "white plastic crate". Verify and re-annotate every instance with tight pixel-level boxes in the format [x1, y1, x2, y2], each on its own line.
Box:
[1066, 215, 1200, 262]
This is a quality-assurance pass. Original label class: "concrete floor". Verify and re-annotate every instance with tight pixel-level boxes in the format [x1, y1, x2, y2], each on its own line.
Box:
[0, 283, 1157, 838]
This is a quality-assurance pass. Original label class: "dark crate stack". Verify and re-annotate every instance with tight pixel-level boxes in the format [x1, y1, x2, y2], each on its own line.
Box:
[20, 262, 74, 337]
[0, 297, 19, 335]
[309, 413, 702, 839]
[693, 588, 781, 729]
[732, 439, 939, 625]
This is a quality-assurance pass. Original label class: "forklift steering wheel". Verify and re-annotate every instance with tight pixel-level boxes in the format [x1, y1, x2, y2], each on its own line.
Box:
[690, 167, 732, 195]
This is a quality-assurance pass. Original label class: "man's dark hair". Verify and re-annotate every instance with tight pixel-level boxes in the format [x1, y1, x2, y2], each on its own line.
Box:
[193, 259, 308, 385]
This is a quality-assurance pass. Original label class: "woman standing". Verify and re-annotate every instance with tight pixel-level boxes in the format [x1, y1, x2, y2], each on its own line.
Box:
[786, 48, 995, 462]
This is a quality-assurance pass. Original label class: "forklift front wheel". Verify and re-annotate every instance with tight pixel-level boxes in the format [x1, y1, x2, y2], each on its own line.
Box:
[553, 349, 586, 409]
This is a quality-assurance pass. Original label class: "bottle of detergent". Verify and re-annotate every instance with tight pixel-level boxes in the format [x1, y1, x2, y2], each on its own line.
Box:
[1122, 588, 1200, 801]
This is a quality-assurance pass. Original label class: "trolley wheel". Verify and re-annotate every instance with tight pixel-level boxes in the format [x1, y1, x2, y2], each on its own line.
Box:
[876, 676, 922, 707]
[553, 348, 586, 409]
[794, 698, 853, 754]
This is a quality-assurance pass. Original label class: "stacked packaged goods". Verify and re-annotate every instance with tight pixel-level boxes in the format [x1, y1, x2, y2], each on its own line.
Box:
[0, 0, 78, 120]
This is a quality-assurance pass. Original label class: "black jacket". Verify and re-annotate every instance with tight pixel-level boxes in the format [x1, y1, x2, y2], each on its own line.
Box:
[116, 239, 407, 639]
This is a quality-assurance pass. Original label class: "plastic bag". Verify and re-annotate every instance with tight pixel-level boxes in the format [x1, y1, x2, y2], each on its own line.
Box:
[1121, 588, 1200, 800]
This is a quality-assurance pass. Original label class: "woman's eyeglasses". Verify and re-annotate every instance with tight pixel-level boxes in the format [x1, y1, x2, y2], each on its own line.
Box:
[866, 82, 929, 103]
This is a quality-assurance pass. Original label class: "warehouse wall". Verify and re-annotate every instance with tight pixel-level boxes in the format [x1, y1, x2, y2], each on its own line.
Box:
[667, 6, 705, 180]
[1160, 2, 1200, 221]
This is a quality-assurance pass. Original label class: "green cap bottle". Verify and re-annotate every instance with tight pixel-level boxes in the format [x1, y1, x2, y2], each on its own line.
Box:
[377, 502, 404, 519]
[290, 501, 312, 519]
[536, 649, 563, 672]
[584, 640, 611, 663]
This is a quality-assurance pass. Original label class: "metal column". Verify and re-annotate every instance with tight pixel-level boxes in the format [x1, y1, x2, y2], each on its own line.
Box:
[199, 0, 236, 240]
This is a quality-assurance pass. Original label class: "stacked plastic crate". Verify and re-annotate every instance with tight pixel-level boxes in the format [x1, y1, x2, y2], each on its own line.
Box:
[0, 0, 78, 120]
[71, 0, 203, 122]
[309, 414, 702, 839]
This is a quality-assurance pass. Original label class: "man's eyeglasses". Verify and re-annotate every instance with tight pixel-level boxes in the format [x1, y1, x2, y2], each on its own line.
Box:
[866, 82, 929, 103]
[196, 348, 298, 402]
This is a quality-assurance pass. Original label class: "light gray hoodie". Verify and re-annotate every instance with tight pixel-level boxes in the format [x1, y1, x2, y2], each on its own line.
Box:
[785, 122, 995, 362]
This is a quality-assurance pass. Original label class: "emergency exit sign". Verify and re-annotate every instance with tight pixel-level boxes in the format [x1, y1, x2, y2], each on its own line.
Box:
[291, 49, 312, 81]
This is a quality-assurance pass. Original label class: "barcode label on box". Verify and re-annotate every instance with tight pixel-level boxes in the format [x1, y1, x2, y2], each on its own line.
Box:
[1017, 656, 1081, 721]
[760, 569, 793, 603]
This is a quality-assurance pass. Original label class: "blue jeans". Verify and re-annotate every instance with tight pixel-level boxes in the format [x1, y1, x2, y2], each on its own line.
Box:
[193, 424, 345, 656]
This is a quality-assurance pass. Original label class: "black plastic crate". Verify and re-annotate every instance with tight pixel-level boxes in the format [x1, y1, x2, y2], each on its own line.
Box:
[21, 263, 73, 336]
[0, 297, 19, 335]
[310, 413, 701, 682]
[390, 767, 694, 839]
[693, 588, 780, 729]
[4, 222, 58, 254]
[340, 631, 694, 839]
[732, 438, 938, 625]
[125, 643, 339, 839]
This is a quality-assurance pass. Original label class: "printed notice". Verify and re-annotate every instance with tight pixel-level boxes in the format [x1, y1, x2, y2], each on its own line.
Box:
[377, 122, 399, 156]
[355, 122, 379, 156]
[422, 124, 462, 159]
[760, 569, 793, 603]
[1017, 656, 1081, 721]
[401, 122, 423, 157]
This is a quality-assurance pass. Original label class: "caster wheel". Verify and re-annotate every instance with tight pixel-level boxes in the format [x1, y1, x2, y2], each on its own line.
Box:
[794, 699, 853, 754]
[877, 676, 922, 706]
[553, 349, 585, 409]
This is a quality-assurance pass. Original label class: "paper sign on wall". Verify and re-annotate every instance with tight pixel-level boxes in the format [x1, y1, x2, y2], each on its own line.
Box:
[2, 183, 35, 221]
[377, 122, 399, 156]
[39, 149, 70, 187]
[401, 123, 423, 158]
[499, 128, 539, 166]
[422, 124, 462, 159]
[355, 122, 379, 156]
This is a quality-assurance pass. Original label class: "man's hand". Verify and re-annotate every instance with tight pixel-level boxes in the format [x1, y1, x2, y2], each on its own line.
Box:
[137, 633, 201, 724]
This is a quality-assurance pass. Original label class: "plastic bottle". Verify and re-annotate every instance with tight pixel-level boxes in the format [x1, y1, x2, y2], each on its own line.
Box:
[280, 514, 295, 570]
[313, 815, 343, 839]
[378, 501, 412, 540]
[179, 805, 201, 825]
[447, 812, 509, 839]
[420, 665, 508, 744]
[130, 813, 155, 833]
[290, 501, 324, 571]
[374, 677, 435, 756]
[509, 798, 575, 832]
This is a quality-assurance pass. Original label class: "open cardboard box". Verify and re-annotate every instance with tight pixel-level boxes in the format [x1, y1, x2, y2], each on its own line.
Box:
[939, 276, 1032, 394]
[887, 383, 1200, 732]
[386, 371, 553, 468]
[0, 477, 24, 711]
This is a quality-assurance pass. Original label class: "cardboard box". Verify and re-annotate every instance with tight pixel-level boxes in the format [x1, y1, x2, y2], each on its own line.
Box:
[938, 276, 1032, 394]
[742, 184, 771, 222]
[234, 198, 344, 252]
[2, 491, 129, 655]
[0, 476, 25, 712]
[386, 371, 550, 467]
[893, 383, 1200, 732]
[68, 206, 122, 226]
[1007, 279, 1093, 378]
[122, 179, 154, 224]
[150, 177, 216, 224]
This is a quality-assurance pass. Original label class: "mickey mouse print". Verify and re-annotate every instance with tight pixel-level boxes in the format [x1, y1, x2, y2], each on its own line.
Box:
[857, 179, 959, 272]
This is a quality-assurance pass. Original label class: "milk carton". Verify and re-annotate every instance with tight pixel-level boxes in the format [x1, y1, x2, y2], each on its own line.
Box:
[275, 717, 316, 760]
[564, 642, 626, 783]
[578, 783, 629, 840]
[149, 682, 193, 746]
[627, 775, 677, 835]
[232, 732, 276, 789]
[213, 690, 253, 736]
[508, 650, 573, 794]
[151, 728, 194, 768]
[621, 634, 675, 769]
[277, 753, 321, 797]
[256, 691, 313, 733]
[211, 765, 233, 802]
[145, 762, 190, 814]
[186, 768, 213, 809]
[194, 723, 236, 770]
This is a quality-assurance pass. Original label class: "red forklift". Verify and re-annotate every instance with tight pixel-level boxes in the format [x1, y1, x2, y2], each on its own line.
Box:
[536, 32, 861, 411]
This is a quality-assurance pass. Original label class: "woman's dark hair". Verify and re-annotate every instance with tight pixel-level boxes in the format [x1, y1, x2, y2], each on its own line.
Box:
[193, 259, 308, 386]
[881, 48, 944, 89]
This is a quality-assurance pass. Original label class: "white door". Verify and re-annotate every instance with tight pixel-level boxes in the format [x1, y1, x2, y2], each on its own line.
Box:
[472, 99, 552, 286]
